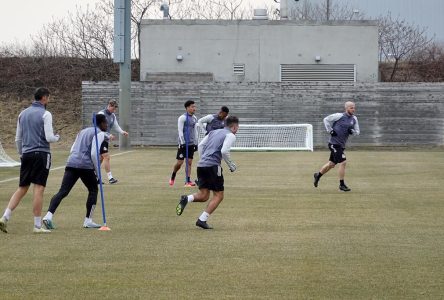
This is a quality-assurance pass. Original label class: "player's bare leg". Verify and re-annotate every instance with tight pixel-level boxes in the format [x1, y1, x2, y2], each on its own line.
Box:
[1, 186, 30, 232]
[338, 161, 350, 191]
[195, 191, 224, 229]
[170, 160, 183, 186]
[176, 189, 209, 216]
[314, 161, 335, 187]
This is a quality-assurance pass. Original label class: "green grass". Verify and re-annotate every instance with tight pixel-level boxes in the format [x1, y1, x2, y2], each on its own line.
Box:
[1, 148, 444, 299]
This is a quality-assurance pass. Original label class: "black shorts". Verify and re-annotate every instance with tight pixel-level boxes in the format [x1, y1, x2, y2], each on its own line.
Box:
[19, 152, 51, 187]
[176, 145, 196, 160]
[328, 143, 346, 164]
[101, 141, 109, 154]
[197, 166, 224, 192]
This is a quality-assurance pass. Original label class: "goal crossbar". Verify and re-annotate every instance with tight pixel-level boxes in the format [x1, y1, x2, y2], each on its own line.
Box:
[198, 124, 313, 151]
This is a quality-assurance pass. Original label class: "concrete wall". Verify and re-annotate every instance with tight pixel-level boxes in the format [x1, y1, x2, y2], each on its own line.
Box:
[139, 20, 378, 82]
[82, 81, 444, 148]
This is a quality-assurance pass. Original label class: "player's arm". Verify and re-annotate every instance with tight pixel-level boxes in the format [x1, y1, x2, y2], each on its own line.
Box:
[15, 115, 22, 155]
[197, 114, 214, 133]
[349, 117, 360, 135]
[43, 111, 60, 142]
[221, 133, 237, 172]
[177, 115, 186, 145]
[112, 115, 128, 136]
[198, 134, 209, 156]
[323, 113, 343, 133]
[91, 132, 106, 175]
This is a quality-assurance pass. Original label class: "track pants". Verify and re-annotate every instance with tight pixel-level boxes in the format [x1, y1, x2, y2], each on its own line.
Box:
[48, 167, 98, 218]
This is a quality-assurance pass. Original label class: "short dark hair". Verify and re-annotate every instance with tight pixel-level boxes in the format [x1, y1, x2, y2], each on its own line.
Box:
[95, 114, 107, 125]
[226, 115, 239, 127]
[108, 99, 118, 107]
[184, 100, 195, 108]
[34, 87, 50, 100]
[221, 106, 229, 113]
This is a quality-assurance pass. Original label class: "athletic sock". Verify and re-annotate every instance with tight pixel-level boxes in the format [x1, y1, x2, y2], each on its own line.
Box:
[187, 195, 194, 202]
[340, 180, 345, 186]
[107, 172, 113, 180]
[34, 217, 42, 228]
[3, 208, 12, 221]
[198, 211, 210, 222]
[186, 177, 191, 183]
[171, 172, 176, 180]
[44, 212, 53, 221]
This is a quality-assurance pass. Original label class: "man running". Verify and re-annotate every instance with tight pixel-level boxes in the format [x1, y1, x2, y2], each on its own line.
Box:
[42, 114, 108, 230]
[176, 116, 239, 229]
[313, 101, 360, 192]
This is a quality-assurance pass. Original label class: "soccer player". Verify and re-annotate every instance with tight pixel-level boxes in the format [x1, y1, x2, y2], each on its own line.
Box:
[169, 100, 199, 187]
[97, 99, 129, 184]
[176, 116, 239, 229]
[197, 106, 229, 135]
[313, 101, 360, 192]
[0, 87, 60, 234]
[42, 114, 108, 230]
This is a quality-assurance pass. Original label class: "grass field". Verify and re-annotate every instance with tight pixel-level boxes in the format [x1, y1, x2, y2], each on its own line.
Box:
[1, 148, 444, 299]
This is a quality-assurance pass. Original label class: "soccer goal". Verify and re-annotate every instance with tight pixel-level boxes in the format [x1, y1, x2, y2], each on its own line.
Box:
[0, 140, 20, 167]
[198, 124, 313, 151]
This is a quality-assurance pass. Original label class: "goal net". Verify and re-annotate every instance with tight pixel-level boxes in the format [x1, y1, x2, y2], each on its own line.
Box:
[0, 140, 20, 167]
[198, 124, 313, 151]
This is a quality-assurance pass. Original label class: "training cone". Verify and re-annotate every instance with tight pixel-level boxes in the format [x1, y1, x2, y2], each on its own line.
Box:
[98, 226, 111, 231]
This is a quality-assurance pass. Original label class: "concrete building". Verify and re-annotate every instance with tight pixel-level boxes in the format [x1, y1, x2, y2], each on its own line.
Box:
[139, 20, 378, 82]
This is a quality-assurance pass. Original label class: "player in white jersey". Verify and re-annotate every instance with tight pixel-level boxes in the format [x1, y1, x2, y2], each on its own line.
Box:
[176, 116, 239, 229]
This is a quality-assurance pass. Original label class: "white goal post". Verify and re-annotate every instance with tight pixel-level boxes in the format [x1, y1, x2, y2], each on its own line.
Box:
[198, 124, 313, 151]
[0, 140, 20, 167]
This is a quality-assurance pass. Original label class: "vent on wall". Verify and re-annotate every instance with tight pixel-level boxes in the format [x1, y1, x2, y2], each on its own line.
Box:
[280, 64, 356, 82]
[233, 63, 245, 76]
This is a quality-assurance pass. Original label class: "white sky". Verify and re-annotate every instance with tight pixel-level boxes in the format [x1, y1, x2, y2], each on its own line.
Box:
[0, 0, 273, 46]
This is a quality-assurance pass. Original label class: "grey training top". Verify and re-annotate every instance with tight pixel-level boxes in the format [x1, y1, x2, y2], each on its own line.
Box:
[197, 127, 236, 169]
[66, 127, 106, 173]
[323, 113, 360, 148]
[198, 114, 226, 135]
[178, 113, 198, 145]
[98, 109, 124, 134]
[15, 101, 59, 154]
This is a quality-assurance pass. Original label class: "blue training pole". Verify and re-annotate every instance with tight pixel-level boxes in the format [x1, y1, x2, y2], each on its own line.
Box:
[184, 113, 189, 184]
[93, 113, 107, 225]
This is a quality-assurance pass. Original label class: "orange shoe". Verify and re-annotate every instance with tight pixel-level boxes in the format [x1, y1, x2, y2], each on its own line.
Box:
[169, 178, 175, 186]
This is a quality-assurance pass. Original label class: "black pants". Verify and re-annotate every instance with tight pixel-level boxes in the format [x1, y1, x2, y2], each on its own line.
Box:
[48, 167, 98, 218]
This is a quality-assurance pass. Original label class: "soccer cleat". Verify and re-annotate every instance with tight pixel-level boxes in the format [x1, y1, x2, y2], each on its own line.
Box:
[196, 219, 213, 230]
[97, 179, 105, 185]
[0, 216, 8, 233]
[109, 178, 118, 184]
[313, 172, 320, 187]
[83, 220, 102, 228]
[33, 227, 51, 233]
[42, 219, 56, 230]
[169, 178, 175, 186]
[176, 195, 188, 216]
[184, 181, 196, 187]
[339, 184, 351, 192]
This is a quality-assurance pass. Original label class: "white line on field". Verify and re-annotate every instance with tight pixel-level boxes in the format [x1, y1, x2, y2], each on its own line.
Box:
[0, 150, 136, 184]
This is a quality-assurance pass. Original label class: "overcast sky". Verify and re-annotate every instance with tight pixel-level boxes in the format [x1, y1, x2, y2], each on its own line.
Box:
[0, 0, 273, 46]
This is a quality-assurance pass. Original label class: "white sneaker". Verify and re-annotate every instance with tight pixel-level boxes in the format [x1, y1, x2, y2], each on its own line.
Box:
[83, 220, 101, 228]
[33, 227, 51, 233]
[0, 216, 8, 233]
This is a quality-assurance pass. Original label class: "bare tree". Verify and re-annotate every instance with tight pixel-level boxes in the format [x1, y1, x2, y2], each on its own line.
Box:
[32, 4, 113, 59]
[287, 0, 366, 21]
[378, 13, 433, 81]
